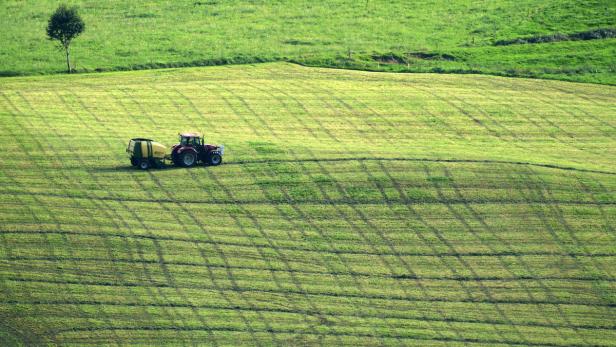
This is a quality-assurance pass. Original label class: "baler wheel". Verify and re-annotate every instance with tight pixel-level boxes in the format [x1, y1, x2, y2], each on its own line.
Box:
[138, 160, 150, 170]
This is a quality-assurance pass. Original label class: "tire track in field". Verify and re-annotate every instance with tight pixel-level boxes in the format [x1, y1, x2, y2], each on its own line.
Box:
[395, 83, 466, 139]
[390, 97, 464, 141]
[220, 109, 337, 345]
[411, 84, 503, 139]
[245, 81, 386, 333]
[394, 160, 513, 341]
[0, 184, 57, 346]
[225, 157, 616, 176]
[5, 188, 616, 207]
[48, 324, 584, 347]
[289, 150, 418, 301]
[123, 171, 222, 346]
[265, 63, 406, 144]
[375, 160, 519, 343]
[5, 228, 616, 260]
[9, 254, 616, 284]
[198, 167, 315, 347]
[262, 81, 342, 143]
[295, 79, 397, 147]
[17, 90, 136, 296]
[215, 82, 281, 140]
[60, 88, 183, 316]
[0, 91, 122, 345]
[105, 88, 148, 129]
[244, 154, 385, 345]
[129, 169, 220, 344]
[353, 159, 468, 343]
[65, 89, 122, 145]
[4, 188, 616, 208]
[6, 93, 128, 341]
[102, 172, 200, 342]
[170, 87, 216, 131]
[0, 319, 46, 347]
[0, 182, 120, 345]
[502, 167, 606, 344]
[74, 87, 180, 333]
[197, 83, 260, 136]
[244, 82, 320, 141]
[525, 168, 614, 283]
[480, 77, 603, 157]
[6, 263, 616, 308]
[541, 83, 613, 108]
[191, 121, 332, 343]
[528, 89, 614, 137]
[233, 81, 378, 343]
[118, 87, 160, 129]
[151, 85, 207, 135]
[574, 175, 616, 243]
[325, 85, 409, 140]
[449, 88, 526, 144]
[523, 167, 614, 281]
[304, 154, 470, 344]
[238, 161, 348, 346]
[262, 81, 490, 337]
[173, 170, 279, 346]
[5, 296, 611, 335]
[66, 90, 199, 341]
[349, 161, 471, 344]
[286, 78, 377, 144]
[442, 165, 574, 344]
[423, 163, 530, 344]
[156, 91, 281, 346]
[515, 168, 616, 308]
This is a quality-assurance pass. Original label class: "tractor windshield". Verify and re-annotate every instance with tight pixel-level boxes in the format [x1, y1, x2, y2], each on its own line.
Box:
[180, 136, 201, 146]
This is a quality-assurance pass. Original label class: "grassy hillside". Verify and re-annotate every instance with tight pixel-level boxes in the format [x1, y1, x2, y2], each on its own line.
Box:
[0, 63, 615, 345]
[1, 0, 615, 84]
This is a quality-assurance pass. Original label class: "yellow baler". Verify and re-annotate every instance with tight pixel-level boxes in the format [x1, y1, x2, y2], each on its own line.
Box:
[126, 138, 169, 169]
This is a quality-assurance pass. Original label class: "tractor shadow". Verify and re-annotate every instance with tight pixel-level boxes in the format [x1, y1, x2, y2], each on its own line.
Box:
[92, 164, 216, 173]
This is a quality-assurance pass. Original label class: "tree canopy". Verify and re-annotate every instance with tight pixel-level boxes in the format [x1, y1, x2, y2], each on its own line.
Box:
[47, 4, 85, 72]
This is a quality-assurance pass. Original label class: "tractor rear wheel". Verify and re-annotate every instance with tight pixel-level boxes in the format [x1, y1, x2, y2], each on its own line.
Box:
[180, 152, 196, 167]
[138, 159, 150, 170]
[208, 153, 222, 166]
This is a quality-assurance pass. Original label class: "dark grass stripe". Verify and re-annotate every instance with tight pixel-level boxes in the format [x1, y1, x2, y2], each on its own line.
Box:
[5, 188, 614, 206]
[47, 325, 592, 347]
[2, 297, 612, 332]
[5, 255, 616, 282]
[3, 229, 616, 259]
[5, 276, 616, 309]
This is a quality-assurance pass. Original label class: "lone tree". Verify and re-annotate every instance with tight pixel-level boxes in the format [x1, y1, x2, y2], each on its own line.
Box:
[46, 4, 85, 73]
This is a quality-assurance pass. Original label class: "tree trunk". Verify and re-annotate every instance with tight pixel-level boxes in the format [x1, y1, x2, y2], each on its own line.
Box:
[65, 45, 71, 73]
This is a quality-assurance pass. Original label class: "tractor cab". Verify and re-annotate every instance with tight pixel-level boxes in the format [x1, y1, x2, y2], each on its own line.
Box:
[179, 133, 203, 147]
[171, 132, 224, 167]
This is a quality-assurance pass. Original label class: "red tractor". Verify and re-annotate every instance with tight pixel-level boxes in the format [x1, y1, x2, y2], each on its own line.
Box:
[171, 132, 224, 167]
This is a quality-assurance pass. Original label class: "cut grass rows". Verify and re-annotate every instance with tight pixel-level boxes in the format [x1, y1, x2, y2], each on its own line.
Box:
[0, 63, 615, 345]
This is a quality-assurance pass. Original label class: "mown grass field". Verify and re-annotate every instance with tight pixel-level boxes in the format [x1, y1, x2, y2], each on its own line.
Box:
[1, 63, 615, 345]
[1, 0, 615, 84]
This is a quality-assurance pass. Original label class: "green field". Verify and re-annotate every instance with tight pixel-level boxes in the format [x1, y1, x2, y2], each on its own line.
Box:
[1, 0, 615, 84]
[1, 63, 615, 345]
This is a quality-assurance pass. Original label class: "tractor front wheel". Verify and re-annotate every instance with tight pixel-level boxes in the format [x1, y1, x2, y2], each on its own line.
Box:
[180, 152, 196, 167]
[208, 153, 222, 166]
[138, 159, 150, 170]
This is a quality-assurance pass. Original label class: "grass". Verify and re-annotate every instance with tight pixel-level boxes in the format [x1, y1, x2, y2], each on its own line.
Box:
[0, 62, 615, 345]
[0, 0, 615, 84]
